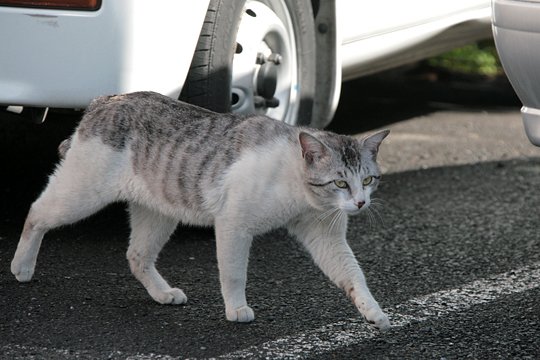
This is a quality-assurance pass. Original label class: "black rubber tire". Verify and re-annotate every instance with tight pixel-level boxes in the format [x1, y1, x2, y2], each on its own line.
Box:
[180, 0, 317, 126]
[179, 0, 245, 113]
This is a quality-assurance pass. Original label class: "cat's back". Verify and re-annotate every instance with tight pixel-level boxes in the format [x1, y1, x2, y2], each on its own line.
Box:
[76, 91, 301, 158]
[77, 91, 243, 150]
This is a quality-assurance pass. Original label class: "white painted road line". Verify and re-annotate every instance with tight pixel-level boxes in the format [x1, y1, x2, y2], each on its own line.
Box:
[218, 262, 540, 359]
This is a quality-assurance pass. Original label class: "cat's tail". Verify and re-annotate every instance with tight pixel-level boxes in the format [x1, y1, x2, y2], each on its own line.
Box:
[58, 136, 72, 159]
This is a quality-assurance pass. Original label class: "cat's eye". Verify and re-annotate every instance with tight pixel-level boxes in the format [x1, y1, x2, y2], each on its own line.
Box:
[362, 176, 374, 186]
[334, 180, 348, 189]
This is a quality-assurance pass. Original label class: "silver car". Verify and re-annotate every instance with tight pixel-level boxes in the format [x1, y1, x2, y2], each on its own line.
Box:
[492, 0, 540, 146]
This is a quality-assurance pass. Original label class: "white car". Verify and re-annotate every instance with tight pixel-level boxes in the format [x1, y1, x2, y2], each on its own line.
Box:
[492, 0, 540, 146]
[0, 0, 492, 127]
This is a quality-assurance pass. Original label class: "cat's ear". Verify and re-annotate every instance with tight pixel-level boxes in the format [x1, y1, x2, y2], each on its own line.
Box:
[361, 129, 390, 159]
[299, 132, 328, 165]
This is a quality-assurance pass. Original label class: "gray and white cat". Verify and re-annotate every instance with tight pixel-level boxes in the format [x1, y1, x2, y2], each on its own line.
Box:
[11, 91, 390, 330]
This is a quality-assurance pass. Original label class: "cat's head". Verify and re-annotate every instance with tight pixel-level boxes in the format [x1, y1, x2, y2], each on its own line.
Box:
[299, 130, 389, 215]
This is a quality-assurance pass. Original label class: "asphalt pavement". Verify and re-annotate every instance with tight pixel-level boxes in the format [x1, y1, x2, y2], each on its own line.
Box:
[1, 68, 539, 359]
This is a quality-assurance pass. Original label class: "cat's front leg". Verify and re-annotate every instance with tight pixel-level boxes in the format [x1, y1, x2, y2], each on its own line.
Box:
[214, 218, 255, 323]
[288, 213, 390, 331]
[346, 277, 390, 330]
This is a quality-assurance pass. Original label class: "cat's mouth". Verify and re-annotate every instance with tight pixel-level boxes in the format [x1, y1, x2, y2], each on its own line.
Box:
[346, 208, 364, 216]
[340, 201, 368, 216]
[340, 207, 362, 216]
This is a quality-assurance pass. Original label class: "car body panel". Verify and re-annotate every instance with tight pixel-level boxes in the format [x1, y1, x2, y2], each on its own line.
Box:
[338, 0, 492, 80]
[492, 0, 540, 146]
[0, 0, 209, 108]
[0, 0, 492, 125]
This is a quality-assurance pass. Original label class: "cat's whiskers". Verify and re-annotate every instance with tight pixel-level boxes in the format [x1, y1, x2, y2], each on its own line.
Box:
[364, 199, 385, 228]
[309, 207, 344, 236]
[364, 207, 374, 228]
[366, 209, 377, 228]
[313, 207, 341, 227]
[327, 208, 346, 236]
[370, 198, 387, 207]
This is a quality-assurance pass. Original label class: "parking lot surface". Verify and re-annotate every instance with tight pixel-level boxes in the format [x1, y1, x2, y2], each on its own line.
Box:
[1, 70, 539, 359]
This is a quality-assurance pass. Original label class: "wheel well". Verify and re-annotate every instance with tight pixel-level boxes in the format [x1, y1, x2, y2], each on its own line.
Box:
[310, 0, 340, 127]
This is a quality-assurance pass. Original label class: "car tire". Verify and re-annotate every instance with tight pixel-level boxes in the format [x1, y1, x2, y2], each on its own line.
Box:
[180, 0, 318, 127]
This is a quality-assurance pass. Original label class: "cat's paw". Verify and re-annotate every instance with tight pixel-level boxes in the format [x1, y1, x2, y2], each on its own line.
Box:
[226, 305, 255, 323]
[362, 307, 391, 331]
[152, 288, 188, 305]
[11, 258, 34, 282]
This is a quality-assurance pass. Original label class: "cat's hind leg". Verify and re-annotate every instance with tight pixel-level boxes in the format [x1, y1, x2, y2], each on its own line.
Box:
[126, 203, 186, 305]
[11, 147, 115, 282]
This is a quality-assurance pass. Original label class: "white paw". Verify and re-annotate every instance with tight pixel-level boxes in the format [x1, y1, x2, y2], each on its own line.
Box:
[11, 258, 34, 282]
[152, 288, 188, 305]
[362, 307, 391, 331]
[226, 305, 255, 323]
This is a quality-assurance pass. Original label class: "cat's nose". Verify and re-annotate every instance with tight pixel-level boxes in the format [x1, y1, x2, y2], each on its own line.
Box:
[356, 201, 365, 209]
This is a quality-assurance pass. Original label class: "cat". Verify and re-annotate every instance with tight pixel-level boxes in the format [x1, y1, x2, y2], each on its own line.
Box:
[11, 91, 391, 330]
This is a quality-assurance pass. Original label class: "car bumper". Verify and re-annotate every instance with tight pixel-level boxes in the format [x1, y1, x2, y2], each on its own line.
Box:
[521, 107, 540, 146]
[492, 0, 540, 146]
[0, 0, 209, 108]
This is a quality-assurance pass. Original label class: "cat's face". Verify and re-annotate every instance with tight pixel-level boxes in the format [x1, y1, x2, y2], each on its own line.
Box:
[299, 130, 389, 215]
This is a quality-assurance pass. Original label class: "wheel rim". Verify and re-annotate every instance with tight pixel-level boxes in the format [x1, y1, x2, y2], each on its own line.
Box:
[231, 0, 299, 125]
